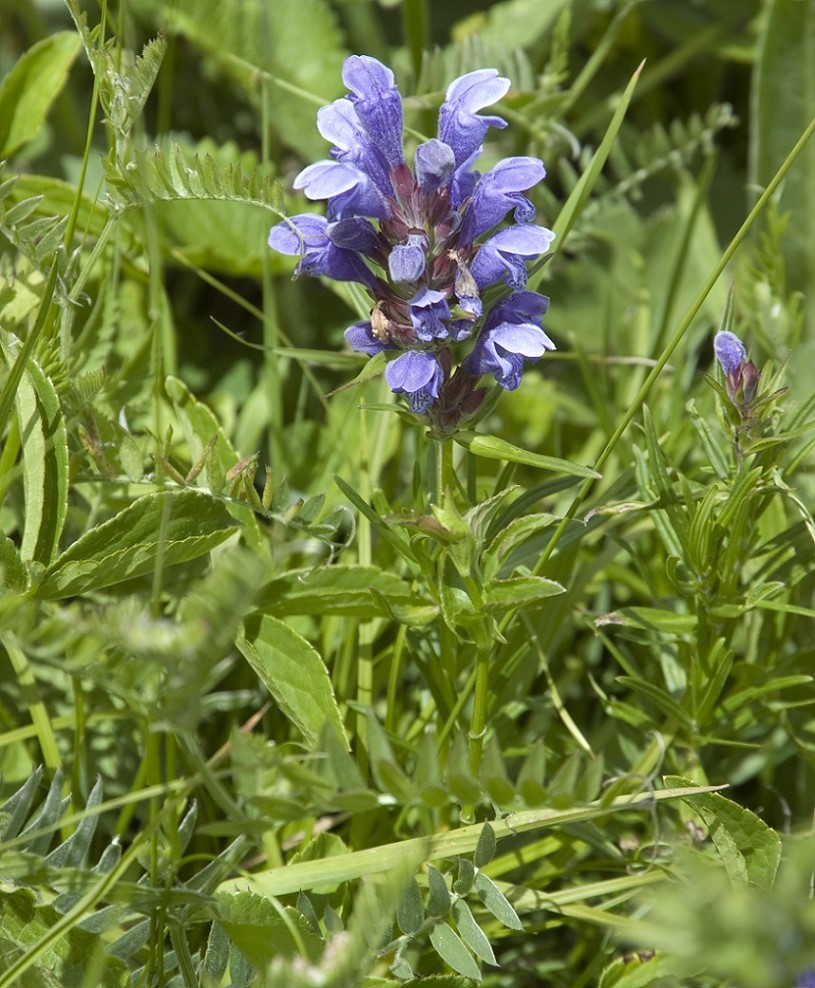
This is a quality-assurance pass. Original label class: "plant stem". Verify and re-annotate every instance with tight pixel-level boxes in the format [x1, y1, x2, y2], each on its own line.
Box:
[356, 400, 374, 780]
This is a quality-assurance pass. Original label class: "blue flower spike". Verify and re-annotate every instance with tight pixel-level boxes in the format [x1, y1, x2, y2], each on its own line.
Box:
[268, 55, 557, 431]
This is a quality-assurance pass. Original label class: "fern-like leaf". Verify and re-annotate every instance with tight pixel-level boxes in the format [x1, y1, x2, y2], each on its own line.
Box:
[104, 140, 283, 214]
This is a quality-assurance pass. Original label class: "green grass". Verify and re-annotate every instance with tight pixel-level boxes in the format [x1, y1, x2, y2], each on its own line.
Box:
[1, 1, 815, 986]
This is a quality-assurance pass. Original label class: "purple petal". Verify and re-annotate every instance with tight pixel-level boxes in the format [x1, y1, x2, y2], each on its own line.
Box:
[408, 288, 452, 341]
[415, 139, 456, 193]
[385, 351, 443, 412]
[268, 213, 379, 287]
[459, 156, 547, 243]
[268, 213, 329, 256]
[471, 223, 556, 290]
[438, 69, 510, 167]
[484, 290, 550, 330]
[389, 243, 426, 283]
[713, 331, 747, 376]
[342, 55, 404, 170]
[327, 217, 380, 255]
[488, 321, 555, 357]
[345, 321, 391, 355]
[463, 290, 554, 390]
[294, 160, 389, 221]
[317, 99, 394, 197]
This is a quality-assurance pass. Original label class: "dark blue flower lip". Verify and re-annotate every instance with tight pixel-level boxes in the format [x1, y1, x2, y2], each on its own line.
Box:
[385, 351, 444, 413]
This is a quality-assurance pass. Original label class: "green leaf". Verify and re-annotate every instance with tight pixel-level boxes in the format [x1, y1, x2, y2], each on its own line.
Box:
[397, 879, 424, 936]
[452, 899, 496, 967]
[426, 865, 452, 918]
[473, 823, 497, 869]
[452, 858, 475, 896]
[0, 534, 26, 591]
[258, 565, 414, 618]
[37, 489, 238, 598]
[752, 0, 815, 325]
[474, 873, 523, 931]
[237, 612, 348, 749]
[0, 32, 82, 158]
[616, 607, 697, 636]
[217, 893, 323, 969]
[0, 332, 68, 566]
[665, 775, 782, 889]
[429, 921, 481, 981]
[455, 432, 601, 478]
[616, 677, 693, 729]
[483, 575, 565, 614]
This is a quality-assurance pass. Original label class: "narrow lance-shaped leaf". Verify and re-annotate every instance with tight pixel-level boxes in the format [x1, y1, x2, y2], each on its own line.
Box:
[429, 921, 482, 981]
[452, 898, 496, 966]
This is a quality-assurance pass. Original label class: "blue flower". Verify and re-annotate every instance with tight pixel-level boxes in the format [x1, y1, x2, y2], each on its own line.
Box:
[463, 292, 555, 390]
[796, 971, 815, 988]
[714, 331, 747, 376]
[385, 351, 444, 413]
[713, 330, 759, 407]
[268, 55, 556, 429]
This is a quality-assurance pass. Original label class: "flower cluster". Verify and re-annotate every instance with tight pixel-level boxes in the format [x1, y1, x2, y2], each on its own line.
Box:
[268, 55, 555, 433]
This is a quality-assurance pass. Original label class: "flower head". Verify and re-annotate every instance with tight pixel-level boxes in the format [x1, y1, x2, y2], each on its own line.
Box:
[268, 55, 556, 430]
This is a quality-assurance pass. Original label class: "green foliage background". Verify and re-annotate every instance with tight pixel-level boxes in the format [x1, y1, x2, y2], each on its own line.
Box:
[1, 0, 814, 985]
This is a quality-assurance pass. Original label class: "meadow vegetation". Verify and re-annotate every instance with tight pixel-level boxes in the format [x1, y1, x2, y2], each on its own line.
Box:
[1, 1, 814, 985]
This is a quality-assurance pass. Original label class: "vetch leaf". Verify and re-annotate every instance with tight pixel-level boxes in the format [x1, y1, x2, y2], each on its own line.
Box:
[426, 864, 452, 918]
[474, 872, 523, 931]
[473, 823, 497, 869]
[453, 858, 475, 896]
[429, 921, 481, 981]
[237, 612, 348, 749]
[397, 878, 424, 936]
[452, 899, 496, 966]
[37, 489, 238, 598]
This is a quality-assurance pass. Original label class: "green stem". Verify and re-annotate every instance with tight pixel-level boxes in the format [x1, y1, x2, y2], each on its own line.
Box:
[434, 435, 454, 506]
[262, 74, 284, 470]
[356, 401, 374, 780]
[468, 647, 490, 779]
[3, 635, 61, 774]
[401, 0, 430, 81]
